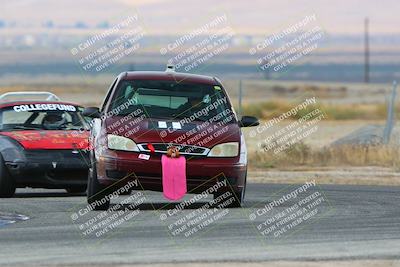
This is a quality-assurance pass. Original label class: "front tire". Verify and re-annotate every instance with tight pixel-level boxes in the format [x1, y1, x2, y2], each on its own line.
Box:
[214, 188, 245, 208]
[214, 174, 247, 208]
[0, 154, 16, 198]
[87, 157, 110, 210]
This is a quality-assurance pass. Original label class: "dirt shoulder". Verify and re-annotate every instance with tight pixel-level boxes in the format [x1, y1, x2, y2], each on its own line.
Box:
[248, 166, 400, 186]
[62, 260, 400, 267]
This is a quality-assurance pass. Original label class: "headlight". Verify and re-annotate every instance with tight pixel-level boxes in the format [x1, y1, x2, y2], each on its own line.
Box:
[208, 142, 239, 157]
[107, 134, 139, 152]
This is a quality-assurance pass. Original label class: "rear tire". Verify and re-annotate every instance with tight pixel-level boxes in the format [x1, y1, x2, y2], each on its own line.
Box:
[87, 156, 110, 210]
[0, 154, 16, 198]
[65, 186, 87, 194]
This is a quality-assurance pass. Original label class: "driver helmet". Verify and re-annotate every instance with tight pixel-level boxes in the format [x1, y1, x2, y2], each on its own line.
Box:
[42, 112, 67, 130]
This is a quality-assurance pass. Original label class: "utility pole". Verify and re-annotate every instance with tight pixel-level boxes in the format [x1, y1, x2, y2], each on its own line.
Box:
[364, 17, 370, 83]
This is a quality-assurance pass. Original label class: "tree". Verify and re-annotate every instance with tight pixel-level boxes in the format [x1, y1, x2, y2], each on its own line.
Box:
[75, 21, 87, 29]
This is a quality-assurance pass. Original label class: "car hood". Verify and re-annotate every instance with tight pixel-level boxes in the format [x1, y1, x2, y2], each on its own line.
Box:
[0, 130, 89, 150]
[105, 117, 240, 148]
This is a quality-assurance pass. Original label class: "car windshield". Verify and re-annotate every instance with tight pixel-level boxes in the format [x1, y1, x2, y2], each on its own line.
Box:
[0, 103, 88, 131]
[109, 80, 235, 122]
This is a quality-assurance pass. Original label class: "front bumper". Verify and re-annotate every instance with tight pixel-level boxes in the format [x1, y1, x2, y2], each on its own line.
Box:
[6, 149, 89, 188]
[96, 151, 247, 193]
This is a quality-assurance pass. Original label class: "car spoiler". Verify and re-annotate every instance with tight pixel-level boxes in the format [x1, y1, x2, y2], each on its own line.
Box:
[0, 92, 60, 102]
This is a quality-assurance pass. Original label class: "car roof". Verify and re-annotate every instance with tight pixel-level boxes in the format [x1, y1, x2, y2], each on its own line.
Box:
[120, 71, 219, 85]
[0, 101, 83, 109]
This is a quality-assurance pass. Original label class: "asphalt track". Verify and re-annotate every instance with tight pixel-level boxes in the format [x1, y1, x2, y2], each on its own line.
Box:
[0, 183, 399, 266]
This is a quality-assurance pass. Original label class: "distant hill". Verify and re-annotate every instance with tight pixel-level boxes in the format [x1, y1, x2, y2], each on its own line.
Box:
[0, 0, 399, 35]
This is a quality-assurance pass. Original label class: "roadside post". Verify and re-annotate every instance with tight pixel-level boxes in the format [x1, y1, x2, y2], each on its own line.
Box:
[383, 80, 398, 144]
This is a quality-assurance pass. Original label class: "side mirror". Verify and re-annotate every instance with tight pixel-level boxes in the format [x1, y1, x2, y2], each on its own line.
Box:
[82, 107, 101, 119]
[239, 116, 259, 127]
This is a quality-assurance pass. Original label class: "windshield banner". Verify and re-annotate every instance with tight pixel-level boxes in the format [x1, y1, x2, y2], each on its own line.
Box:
[12, 104, 77, 112]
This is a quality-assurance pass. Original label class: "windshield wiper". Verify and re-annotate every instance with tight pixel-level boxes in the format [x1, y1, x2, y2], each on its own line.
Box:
[190, 118, 209, 122]
[148, 116, 174, 120]
[62, 126, 87, 131]
[174, 115, 208, 122]
[10, 126, 42, 131]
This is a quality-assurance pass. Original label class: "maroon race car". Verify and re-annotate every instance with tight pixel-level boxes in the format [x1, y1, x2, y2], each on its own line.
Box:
[83, 67, 259, 210]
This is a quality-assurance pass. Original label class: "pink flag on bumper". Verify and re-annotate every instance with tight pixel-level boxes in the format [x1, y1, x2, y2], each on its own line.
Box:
[161, 155, 187, 200]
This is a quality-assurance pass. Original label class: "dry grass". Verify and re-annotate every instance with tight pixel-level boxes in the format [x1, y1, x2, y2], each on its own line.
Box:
[240, 100, 389, 121]
[249, 142, 400, 169]
[0, 80, 392, 119]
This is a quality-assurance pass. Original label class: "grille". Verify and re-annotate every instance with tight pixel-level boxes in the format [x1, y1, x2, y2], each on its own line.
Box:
[24, 149, 89, 162]
[137, 143, 209, 156]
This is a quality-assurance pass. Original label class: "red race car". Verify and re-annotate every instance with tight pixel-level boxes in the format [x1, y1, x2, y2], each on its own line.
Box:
[0, 92, 90, 197]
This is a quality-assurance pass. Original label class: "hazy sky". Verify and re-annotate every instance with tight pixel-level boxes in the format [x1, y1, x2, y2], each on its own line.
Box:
[0, 0, 398, 35]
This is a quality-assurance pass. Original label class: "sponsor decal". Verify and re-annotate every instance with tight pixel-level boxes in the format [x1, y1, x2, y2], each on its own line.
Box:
[138, 154, 150, 160]
[172, 122, 182, 129]
[158, 121, 168, 128]
[12, 104, 77, 112]
[157, 121, 183, 130]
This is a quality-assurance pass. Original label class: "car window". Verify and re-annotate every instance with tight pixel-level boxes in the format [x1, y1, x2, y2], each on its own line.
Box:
[0, 104, 87, 131]
[133, 91, 187, 109]
[109, 80, 235, 122]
